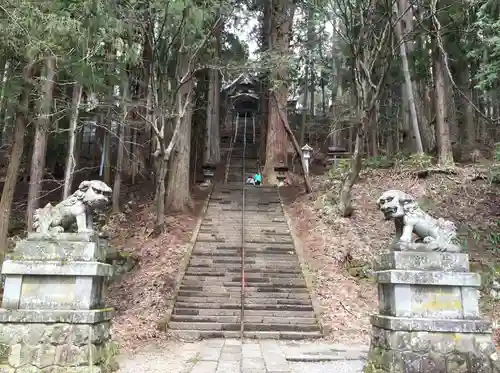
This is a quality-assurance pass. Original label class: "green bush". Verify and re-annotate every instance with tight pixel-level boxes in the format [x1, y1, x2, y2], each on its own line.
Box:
[486, 221, 500, 254]
[394, 152, 434, 169]
[488, 143, 500, 183]
[363, 155, 393, 169]
[327, 159, 350, 180]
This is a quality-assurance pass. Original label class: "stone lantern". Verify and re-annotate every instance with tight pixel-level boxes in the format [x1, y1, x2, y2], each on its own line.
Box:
[202, 164, 217, 184]
[274, 162, 288, 187]
[301, 144, 313, 176]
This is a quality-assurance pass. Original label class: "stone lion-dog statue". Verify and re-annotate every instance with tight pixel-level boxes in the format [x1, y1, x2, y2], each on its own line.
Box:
[33, 180, 112, 234]
[376, 189, 461, 252]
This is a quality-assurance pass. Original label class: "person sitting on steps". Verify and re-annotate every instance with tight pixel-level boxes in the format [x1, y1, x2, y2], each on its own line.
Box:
[253, 172, 262, 186]
[246, 175, 255, 185]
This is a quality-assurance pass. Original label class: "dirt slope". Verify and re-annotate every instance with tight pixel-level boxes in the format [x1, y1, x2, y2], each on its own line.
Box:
[105, 187, 209, 351]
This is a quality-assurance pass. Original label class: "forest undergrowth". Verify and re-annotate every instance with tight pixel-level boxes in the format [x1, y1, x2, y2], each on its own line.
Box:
[282, 156, 500, 346]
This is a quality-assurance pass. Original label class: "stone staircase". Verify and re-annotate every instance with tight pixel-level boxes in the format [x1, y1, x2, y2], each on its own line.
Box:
[242, 186, 321, 339]
[169, 185, 243, 338]
[168, 125, 321, 340]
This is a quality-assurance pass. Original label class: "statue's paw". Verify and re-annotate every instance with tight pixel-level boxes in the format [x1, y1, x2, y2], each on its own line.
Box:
[50, 227, 65, 233]
[423, 237, 434, 243]
[395, 240, 416, 251]
[77, 228, 94, 234]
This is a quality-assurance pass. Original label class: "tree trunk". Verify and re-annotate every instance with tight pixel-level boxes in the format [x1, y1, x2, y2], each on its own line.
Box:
[371, 104, 378, 156]
[259, 2, 271, 164]
[338, 114, 368, 217]
[212, 69, 221, 158]
[205, 68, 221, 164]
[273, 94, 312, 193]
[62, 84, 83, 199]
[462, 66, 475, 146]
[131, 127, 138, 184]
[73, 123, 84, 172]
[26, 57, 56, 231]
[0, 60, 11, 146]
[263, 0, 296, 184]
[433, 47, 454, 166]
[393, 0, 424, 153]
[307, 3, 316, 142]
[259, 79, 268, 163]
[112, 78, 129, 213]
[103, 115, 112, 185]
[166, 78, 195, 211]
[299, 61, 309, 146]
[0, 83, 30, 258]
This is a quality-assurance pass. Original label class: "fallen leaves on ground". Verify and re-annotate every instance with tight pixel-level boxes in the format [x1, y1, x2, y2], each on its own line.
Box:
[105, 190, 207, 351]
[282, 166, 500, 345]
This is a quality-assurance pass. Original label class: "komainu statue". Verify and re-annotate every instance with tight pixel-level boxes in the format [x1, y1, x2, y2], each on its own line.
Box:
[376, 189, 461, 252]
[33, 180, 112, 234]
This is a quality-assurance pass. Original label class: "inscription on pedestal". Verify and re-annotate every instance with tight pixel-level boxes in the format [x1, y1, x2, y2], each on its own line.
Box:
[20, 276, 76, 309]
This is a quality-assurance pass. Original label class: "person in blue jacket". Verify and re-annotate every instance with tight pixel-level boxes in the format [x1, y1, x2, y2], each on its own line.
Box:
[253, 172, 262, 185]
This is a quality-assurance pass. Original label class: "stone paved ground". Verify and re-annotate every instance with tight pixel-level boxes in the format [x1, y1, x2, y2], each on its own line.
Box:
[117, 339, 367, 373]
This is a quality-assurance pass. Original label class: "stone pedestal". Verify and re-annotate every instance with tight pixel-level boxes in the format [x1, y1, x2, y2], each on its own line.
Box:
[0, 232, 118, 372]
[364, 251, 500, 373]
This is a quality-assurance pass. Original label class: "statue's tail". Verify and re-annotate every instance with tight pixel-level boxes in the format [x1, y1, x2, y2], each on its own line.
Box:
[32, 203, 53, 232]
[438, 218, 459, 243]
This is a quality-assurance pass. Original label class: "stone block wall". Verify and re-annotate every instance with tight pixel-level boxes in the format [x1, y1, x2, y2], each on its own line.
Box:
[366, 325, 499, 373]
[0, 322, 117, 372]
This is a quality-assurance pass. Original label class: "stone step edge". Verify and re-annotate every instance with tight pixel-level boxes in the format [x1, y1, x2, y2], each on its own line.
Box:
[166, 329, 322, 340]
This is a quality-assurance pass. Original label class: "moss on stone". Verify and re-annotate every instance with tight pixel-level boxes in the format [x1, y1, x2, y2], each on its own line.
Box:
[0, 344, 10, 364]
[99, 341, 119, 372]
[363, 346, 391, 373]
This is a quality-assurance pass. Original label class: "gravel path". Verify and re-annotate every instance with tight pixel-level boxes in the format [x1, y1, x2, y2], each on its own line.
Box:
[117, 339, 367, 373]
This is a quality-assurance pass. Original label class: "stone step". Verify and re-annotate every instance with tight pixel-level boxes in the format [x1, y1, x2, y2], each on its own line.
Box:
[244, 304, 313, 311]
[188, 266, 301, 273]
[243, 310, 315, 317]
[249, 283, 310, 289]
[244, 323, 319, 332]
[244, 251, 297, 256]
[243, 298, 312, 305]
[174, 302, 241, 309]
[168, 321, 241, 331]
[171, 315, 240, 323]
[173, 308, 241, 316]
[177, 296, 242, 303]
[242, 278, 306, 285]
[190, 258, 242, 264]
[244, 292, 310, 299]
[186, 267, 241, 277]
[177, 290, 241, 297]
[182, 280, 242, 287]
[244, 316, 317, 324]
[244, 239, 294, 244]
[242, 331, 322, 340]
[241, 272, 303, 278]
[185, 269, 241, 275]
[243, 287, 309, 294]
[168, 330, 241, 340]
[191, 252, 241, 257]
